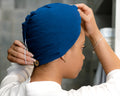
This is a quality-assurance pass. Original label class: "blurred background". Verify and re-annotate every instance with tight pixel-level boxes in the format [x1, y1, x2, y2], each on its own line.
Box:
[0, 0, 120, 90]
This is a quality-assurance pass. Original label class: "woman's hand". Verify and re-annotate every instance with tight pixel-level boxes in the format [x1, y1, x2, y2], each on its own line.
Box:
[7, 40, 36, 65]
[75, 3, 99, 38]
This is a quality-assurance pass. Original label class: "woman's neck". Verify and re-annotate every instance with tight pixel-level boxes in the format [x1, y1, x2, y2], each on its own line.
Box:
[30, 64, 63, 85]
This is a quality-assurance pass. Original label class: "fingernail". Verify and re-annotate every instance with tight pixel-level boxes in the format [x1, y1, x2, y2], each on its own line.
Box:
[31, 58, 36, 62]
[22, 46, 25, 49]
[27, 62, 34, 65]
[30, 53, 34, 57]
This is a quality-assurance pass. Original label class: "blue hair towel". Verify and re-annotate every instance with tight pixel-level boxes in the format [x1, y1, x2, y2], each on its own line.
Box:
[22, 3, 81, 67]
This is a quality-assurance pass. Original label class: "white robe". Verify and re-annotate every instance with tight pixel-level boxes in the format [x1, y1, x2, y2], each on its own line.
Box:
[0, 63, 120, 96]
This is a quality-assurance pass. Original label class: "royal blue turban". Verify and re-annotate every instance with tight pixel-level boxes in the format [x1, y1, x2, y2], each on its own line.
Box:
[22, 3, 81, 67]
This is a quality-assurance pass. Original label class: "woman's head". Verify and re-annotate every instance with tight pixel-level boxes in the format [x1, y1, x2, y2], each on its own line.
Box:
[22, 3, 84, 79]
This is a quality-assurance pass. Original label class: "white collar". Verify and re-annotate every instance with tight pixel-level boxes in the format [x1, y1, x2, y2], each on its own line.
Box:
[26, 78, 61, 90]
[25, 80, 62, 96]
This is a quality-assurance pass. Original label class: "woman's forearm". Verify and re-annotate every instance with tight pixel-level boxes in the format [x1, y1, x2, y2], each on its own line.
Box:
[89, 30, 120, 74]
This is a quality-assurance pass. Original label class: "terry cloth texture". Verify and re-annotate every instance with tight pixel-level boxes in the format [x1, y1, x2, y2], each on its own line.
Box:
[22, 3, 81, 66]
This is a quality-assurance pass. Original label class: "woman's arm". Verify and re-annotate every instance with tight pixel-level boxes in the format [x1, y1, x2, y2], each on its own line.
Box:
[76, 4, 120, 74]
[89, 30, 120, 74]
[1, 40, 35, 88]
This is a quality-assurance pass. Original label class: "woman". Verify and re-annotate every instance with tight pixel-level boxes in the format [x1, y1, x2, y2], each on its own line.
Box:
[1, 3, 120, 96]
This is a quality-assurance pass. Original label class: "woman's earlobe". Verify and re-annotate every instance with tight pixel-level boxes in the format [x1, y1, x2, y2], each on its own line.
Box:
[60, 56, 66, 63]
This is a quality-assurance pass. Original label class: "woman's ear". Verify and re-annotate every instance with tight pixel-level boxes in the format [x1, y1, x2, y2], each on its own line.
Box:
[60, 46, 74, 63]
[60, 56, 66, 63]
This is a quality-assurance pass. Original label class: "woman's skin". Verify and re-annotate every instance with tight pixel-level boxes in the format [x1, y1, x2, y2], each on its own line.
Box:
[7, 4, 120, 84]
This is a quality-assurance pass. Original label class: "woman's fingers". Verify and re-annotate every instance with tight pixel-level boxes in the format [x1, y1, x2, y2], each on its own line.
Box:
[76, 3, 93, 21]
[7, 54, 33, 65]
[7, 40, 36, 65]
[78, 9, 90, 22]
[13, 40, 34, 57]
[8, 48, 35, 62]
[11, 44, 33, 57]
[14, 40, 25, 49]
[76, 3, 91, 14]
